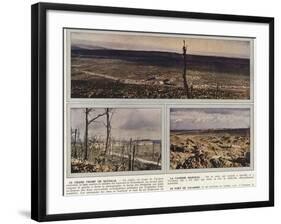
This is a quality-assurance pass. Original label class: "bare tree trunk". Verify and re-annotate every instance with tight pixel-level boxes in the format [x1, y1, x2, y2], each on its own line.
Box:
[84, 108, 89, 161]
[105, 108, 110, 154]
[182, 40, 189, 98]
[83, 108, 107, 160]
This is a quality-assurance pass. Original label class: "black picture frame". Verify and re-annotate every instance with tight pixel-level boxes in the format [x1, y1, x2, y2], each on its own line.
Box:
[31, 2, 274, 222]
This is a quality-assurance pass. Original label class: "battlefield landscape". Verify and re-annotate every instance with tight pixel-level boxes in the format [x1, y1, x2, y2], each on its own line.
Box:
[170, 108, 251, 169]
[70, 31, 251, 99]
[70, 108, 162, 173]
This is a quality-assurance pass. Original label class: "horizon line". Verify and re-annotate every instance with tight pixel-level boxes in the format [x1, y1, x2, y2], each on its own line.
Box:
[71, 44, 250, 59]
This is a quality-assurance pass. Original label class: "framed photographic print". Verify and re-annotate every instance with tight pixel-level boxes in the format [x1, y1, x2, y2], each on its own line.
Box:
[31, 2, 274, 222]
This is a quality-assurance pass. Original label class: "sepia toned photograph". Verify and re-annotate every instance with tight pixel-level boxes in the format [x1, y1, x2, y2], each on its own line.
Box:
[170, 108, 251, 169]
[69, 30, 252, 100]
[70, 108, 162, 173]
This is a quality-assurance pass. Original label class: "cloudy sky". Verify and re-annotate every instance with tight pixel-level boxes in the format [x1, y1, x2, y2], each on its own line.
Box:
[71, 30, 250, 58]
[170, 108, 250, 130]
[71, 108, 161, 141]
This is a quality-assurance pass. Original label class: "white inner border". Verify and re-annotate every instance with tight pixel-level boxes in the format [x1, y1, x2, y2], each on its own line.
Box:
[46, 10, 269, 214]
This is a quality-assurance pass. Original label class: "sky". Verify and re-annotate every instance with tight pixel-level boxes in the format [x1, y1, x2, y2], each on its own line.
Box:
[71, 108, 161, 141]
[170, 108, 250, 130]
[71, 30, 251, 58]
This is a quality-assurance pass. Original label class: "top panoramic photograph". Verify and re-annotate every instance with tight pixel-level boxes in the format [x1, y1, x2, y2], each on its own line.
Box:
[68, 30, 252, 99]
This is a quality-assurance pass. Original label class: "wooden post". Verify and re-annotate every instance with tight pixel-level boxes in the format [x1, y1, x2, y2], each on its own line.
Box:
[120, 144, 125, 166]
[73, 129, 77, 158]
[157, 154, 161, 167]
[190, 83, 193, 99]
[135, 140, 139, 160]
[216, 82, 219, 99]
[152, 142, 155, 161]
[128, 138, 132, 170]
[84, 108, 89, 160]
[105, 108, 110, 154]
[131, 144, 136, 171]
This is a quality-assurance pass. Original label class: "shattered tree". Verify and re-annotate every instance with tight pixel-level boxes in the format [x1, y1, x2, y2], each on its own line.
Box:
[104, 108, 114, 155]
[83, 108, 107, 160]
[182, 40, 190, 98]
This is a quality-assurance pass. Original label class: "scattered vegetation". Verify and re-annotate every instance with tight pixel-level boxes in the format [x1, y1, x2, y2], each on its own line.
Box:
[71, 48, 250, 99]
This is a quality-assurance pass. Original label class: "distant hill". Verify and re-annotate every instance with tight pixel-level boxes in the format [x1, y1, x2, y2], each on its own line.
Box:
[71, 44, 107, 50]
[171, 128, 250, 134]
[71, 48, 250, 75]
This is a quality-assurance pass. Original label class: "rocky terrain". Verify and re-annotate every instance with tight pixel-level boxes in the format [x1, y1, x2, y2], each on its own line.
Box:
[170, 129, 251, 169]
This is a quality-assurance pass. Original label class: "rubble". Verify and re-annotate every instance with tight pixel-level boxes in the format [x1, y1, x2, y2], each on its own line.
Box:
[170, 130, 251, 169]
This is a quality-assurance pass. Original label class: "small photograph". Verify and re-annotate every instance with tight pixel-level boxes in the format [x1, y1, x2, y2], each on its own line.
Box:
[70, 30, 251, 99]
[70, 108, 162, 173]
[170, 108, 251, 169]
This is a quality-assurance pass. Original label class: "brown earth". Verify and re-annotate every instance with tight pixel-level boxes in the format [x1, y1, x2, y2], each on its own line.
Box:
[70, 52, 250, 99]
[170, 129, 251, 169]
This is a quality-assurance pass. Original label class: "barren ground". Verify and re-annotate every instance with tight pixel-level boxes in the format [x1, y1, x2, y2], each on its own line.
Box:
[170, 129, 250, 169]
[71, 50, 250, 99]
[71, 142, 161, 173]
